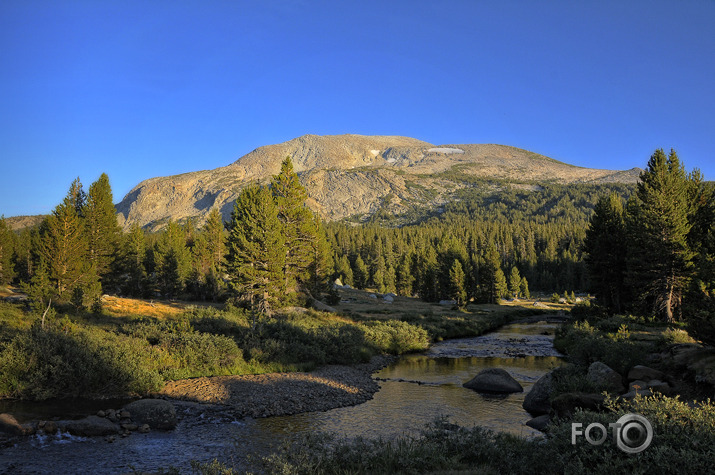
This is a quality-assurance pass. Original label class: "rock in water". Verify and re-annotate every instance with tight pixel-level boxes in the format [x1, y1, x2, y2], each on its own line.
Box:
[463, 368, 523, 394]
[123, 399, 177, 430]
[523, 371, 554, 415]
[62, 416, 119, 436]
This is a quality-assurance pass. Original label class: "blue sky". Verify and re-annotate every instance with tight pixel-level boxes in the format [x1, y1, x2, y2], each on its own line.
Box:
[1, 1, 713, 217]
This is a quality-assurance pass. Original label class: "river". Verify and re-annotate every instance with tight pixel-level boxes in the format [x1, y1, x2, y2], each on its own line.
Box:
[0, 320, 562, 474]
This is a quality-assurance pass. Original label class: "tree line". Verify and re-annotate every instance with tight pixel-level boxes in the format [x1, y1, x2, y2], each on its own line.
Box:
[0, 158, 331, 316]
[584, 149, 715, 342]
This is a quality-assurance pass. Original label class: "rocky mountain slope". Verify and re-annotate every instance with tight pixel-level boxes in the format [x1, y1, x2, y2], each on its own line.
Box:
[115, 134, 642, 231]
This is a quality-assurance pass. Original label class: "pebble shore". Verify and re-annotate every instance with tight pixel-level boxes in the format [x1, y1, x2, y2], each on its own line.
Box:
[158, 355, 397, 419]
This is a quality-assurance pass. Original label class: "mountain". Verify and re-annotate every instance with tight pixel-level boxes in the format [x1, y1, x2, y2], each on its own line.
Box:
[115, 134, 642, 231]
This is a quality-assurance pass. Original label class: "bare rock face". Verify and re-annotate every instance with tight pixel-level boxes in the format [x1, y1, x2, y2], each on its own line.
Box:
[115, 134, 642, 231]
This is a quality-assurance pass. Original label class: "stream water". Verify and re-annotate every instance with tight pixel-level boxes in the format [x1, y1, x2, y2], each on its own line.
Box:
[0, 321, 562, 474]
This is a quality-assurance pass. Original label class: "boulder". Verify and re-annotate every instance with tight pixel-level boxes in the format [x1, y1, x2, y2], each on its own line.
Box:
[525, 414, 551, 432]
[627, 365, 665, 382]
[523, 372, 554, 415]
[551, 392, 605, 419]
[123, 399, 177, 430]
[0, 413, 35, 436]
[463, 368, 523, 394]
[383, 295, 394, 303]
[41, 421, 58, 435]
[587, 362, 625, 392]
[62, 416, 119, 436]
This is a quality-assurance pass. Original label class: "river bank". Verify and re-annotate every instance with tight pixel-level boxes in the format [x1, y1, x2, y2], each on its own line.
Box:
[156, 355, 396, 419]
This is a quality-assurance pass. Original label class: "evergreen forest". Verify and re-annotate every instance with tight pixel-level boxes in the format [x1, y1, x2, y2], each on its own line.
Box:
[0, 150, 713, 342]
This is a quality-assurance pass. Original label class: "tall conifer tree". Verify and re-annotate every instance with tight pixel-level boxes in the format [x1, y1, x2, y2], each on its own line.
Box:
[626, 149, 695, 322]
[271, 157, 315, 294]
[227, 184, 285, 315]
[0, 217, 14, 285]
[39, 179, 90, 302]
[584, 193, 628, 312]
[84, 173, 121, 289]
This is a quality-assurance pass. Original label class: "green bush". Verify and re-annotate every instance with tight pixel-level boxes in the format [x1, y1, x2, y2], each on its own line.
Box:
[0, 321, 162, 400]
[554, 320, 650, 375]
[123, 317, 247, 379]
[360, 320, 429, 354]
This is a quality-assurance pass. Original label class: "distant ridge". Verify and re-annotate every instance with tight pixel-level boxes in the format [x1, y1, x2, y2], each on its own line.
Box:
[114, 134, 642, 231]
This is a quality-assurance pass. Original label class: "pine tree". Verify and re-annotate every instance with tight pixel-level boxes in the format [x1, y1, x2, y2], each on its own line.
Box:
[449, 259, 467, 307]
[121, 223, 147, 297]
[353, 254, 369, 289]
[395, 254, 414, 296]
[584, 193, 628, 312]
[306, 215, 333, 297]
[416, 246, 439, 302]
[226, 184, 286, 316]
[626, 149, 695, 322]
[508, 266, 521, 299]
[39, 179, 90, 302]
[0, 217, 14, 285]
[336, 254, 354, 286]
[84, 173, 121, 290]
[13, 228, 36, 283]
[271, 157, 315, 295]
[494, 268, 508, 301]
[155, 220, 192, 298]
[481, 244, 505, 303]
[520, 276, 530, 299]
[204, 207, 226, 273]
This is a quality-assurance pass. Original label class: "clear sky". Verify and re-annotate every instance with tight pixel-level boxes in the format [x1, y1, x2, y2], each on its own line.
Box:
[1, 1, 713, 217]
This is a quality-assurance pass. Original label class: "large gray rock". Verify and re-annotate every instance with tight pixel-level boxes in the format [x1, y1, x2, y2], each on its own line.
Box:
[123, 399, 177, 430]
[587, 362, 625, 392]
[523, 372, 554, 415]
[627, 365, 665, 382]
[61, 416, 119, 436]
[463, 368, 523, 394]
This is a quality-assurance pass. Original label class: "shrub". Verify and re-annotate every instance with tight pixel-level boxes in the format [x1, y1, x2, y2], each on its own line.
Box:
[0, 321, 162, 400]
[360, 320, 429, 354]
[554, 320, 650, 375]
